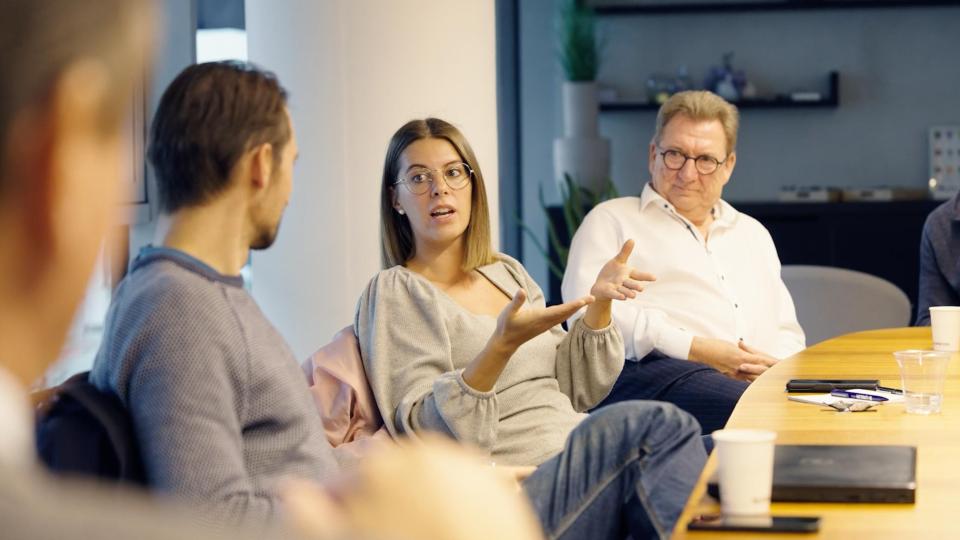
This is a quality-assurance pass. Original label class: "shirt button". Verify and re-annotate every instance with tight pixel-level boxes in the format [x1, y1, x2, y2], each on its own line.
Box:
[721, 275, 725, 280]
[735, 303, 739, 308]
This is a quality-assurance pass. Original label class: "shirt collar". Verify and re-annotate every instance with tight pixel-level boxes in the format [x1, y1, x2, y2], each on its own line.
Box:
[0, 365, 35, 468]
[131, 246, 245, 288]
[951, 192, 960, 221]
[639, 182, 739, 228]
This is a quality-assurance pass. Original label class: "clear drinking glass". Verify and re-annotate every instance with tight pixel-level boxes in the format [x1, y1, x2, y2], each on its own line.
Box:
[893, 350, 951, 415]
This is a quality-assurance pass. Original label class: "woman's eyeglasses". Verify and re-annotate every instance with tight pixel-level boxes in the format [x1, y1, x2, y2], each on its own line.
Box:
[394, 162, 473, 195]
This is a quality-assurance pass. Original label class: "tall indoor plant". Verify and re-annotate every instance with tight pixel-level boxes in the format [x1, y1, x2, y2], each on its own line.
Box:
[553, 0, 610, 195]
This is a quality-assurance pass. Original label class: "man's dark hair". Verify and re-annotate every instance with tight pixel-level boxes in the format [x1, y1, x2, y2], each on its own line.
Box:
[148, 61, 290, 213]
[0, 0, 145, 198]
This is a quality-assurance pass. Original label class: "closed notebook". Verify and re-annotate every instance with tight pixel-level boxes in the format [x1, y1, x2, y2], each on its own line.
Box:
[708, 444, 917, 503]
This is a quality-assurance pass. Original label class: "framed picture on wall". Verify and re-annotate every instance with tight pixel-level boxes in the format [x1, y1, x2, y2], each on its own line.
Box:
[121, 68, 151, 224]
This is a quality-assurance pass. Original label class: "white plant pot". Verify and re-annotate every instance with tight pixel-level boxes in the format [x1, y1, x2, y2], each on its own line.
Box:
[562, 81, 598, 137]
[553, 136, 610, 195]
[554, 80, 610, 194]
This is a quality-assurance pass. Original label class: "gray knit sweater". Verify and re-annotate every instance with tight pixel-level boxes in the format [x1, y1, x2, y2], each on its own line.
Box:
[355, 254, 625, 467]
[90, 247, 339, 527]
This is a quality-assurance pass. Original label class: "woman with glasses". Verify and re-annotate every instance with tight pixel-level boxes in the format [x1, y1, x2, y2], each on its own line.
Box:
[354, 118, 707, 540]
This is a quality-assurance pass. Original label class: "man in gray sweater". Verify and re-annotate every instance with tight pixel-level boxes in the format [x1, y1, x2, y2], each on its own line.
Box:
[90, 62, 339, 526]
[0, 2, 284, 538]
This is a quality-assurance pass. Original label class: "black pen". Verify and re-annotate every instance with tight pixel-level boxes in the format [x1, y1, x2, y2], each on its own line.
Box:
[877, 386, 903, 395]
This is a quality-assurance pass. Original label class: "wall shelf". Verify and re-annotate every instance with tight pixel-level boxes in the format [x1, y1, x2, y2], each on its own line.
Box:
[601, 71, 839, 112]
[590, 1, 960, 16]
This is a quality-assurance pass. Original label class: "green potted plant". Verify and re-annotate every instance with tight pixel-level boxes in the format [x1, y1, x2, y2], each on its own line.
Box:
[518, 174, 618, 282]
[558, 0, 598, 83]
[553, 0, 610, 195]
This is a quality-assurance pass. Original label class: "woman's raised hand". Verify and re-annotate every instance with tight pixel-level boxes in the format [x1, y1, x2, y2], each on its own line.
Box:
[466, 289, 594, 392]
[589, 240, 655, 302]
[492, 289, 594, 353]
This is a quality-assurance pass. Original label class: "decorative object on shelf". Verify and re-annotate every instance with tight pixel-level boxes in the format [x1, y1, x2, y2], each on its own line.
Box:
[600, 71, 839, 111]
[714, 75, 739, 101]
[778, 185, 842, 203]
[645, 73, 673, 105]
[674, 64, 693, 93]
[841, 187, 928, 202]
[518, 174, 618, 281]
[704, 52, 748, 102]
[645, 65, 693, 105]
[929, 125, 960, 200]
[554, 0, 610, 194]
[779, 185, 929, 203]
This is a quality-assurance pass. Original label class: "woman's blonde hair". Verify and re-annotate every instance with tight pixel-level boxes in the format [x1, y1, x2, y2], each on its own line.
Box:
[380, 118, 496, 270]
[653, 90, 740, 155]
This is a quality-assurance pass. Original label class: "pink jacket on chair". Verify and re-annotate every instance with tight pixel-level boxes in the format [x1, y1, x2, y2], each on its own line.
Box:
[302, 326, 390, 455]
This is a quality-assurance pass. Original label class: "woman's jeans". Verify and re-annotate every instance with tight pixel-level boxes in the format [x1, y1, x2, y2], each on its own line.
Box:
[523, 401, 706, 540]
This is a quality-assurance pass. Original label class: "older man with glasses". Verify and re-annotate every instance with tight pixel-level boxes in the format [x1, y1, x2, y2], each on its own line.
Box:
[562, 90, 806, 435]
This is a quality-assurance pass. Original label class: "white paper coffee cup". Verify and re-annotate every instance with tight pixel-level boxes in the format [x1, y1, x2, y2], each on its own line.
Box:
[712, 429, 777, 516]
[930, 306, 960, 352]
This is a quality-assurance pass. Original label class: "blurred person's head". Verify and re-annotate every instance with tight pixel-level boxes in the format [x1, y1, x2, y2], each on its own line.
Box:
[381, 118, 495, 271]
[148, 62, 295, 251]
[648, 91, 739, 223]
[283, 435, 545, 540]
[0, 0, 152, 385]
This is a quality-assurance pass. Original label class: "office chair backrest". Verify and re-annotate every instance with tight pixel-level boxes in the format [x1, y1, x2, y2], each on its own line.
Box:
[35, 370, 146, 486]
[781, 265, 911, 346]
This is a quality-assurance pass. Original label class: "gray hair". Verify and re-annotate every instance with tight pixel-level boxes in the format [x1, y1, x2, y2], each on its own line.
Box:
[653, 90, 740, 155]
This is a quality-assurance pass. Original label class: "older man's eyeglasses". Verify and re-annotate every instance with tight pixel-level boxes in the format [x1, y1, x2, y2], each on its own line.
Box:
[658, 148, 728, 175]
[394, 162, 473, 195]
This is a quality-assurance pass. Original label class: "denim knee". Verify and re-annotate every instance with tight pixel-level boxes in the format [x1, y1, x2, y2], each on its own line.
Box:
[585, 400, 702, 453]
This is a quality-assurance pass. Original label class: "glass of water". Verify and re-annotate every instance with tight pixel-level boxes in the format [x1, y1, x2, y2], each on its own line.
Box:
[893, 350, 952, 415]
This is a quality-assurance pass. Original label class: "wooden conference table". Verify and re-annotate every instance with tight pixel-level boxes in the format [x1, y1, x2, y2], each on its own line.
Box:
[673, 327, 960, 538]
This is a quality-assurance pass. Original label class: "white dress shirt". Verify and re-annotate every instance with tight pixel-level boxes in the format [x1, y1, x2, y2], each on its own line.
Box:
[0, 366, 35, 468]
[562, 183, 805, 362]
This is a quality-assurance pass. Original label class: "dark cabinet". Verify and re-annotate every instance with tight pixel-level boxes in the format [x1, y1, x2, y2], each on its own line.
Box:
[735, 200, 940, 312]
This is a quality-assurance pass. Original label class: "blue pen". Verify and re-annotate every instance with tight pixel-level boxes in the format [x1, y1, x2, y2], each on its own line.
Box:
[830, 390, 889, 402]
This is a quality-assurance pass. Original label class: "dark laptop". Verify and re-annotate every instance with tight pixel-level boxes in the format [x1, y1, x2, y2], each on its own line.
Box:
[708, 444, 917, 503]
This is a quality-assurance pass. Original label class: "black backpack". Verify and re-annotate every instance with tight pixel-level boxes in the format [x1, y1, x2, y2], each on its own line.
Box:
[35, 371, 146, 486]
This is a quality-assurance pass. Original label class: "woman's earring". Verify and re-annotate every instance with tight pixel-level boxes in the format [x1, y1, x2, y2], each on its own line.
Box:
[396, 207, 405, 215]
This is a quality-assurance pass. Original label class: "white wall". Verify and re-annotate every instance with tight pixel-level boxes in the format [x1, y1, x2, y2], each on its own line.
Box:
[246, 0, 499, 360]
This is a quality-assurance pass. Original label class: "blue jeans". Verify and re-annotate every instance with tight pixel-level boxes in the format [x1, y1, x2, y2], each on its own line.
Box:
[522, 401, 706, 540]
[595, 355, 748, 435]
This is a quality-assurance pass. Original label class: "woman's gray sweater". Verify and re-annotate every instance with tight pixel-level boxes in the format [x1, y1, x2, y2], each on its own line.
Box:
[355, 254, 624, 467]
